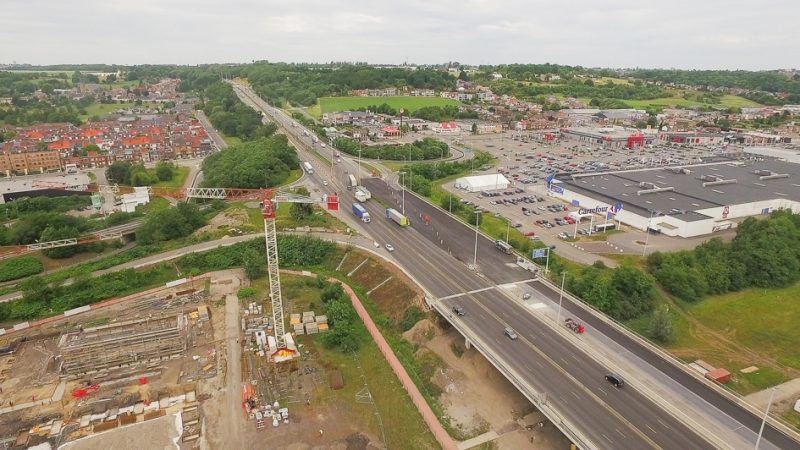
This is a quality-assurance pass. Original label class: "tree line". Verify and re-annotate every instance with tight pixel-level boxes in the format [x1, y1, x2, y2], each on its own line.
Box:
[647, 210, 800, 302]
[0, 235, 336, 323]
[201, 82, 278, 141]
[105, 160, 178, 186]
[201, 136, 299, 189]
[333, 137, 449, 161]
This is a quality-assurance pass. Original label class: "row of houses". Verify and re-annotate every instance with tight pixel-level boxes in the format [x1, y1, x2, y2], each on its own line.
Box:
[0, 113, 212, 175]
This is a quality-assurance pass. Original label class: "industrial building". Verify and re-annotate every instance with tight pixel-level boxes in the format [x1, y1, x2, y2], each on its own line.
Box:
[561, 126, 657, 149]
[58, 314, 186, 377]
[548, 159, 800, 237]
[0, 173, 91, 203]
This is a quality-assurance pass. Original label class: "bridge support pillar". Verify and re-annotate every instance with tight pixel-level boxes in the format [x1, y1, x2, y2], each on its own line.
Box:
[464, 338, 471, 350]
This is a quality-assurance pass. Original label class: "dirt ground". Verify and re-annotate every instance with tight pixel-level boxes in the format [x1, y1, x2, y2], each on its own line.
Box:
[195, 208, 252, 236]
[405, 320, 573, 449]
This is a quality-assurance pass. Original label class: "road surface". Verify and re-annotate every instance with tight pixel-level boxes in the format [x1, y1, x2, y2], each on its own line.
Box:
[230, 81, 799, 449]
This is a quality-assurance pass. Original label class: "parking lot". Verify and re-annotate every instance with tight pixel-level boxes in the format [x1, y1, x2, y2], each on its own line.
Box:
[437, 132, 751, 261]
[449, 131, 736, 184]
[446, 182, 604, 245]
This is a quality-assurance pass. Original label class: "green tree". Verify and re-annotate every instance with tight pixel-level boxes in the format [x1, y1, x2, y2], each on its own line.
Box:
[242, 247, 263, 279]
[290, 187, 314, 221]
[471, 123, 478, 134]
[106, 161, 132, 184]
[155, 161, 176, 182]
[649, 305, 674, 343]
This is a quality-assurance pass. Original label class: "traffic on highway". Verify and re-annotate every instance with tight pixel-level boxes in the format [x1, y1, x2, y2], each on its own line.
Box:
[230, 80, 798, 450]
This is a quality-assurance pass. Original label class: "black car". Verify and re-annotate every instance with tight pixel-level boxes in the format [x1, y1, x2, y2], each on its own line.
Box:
[452, 305, 466, 316]
[605, 373, 625, 388]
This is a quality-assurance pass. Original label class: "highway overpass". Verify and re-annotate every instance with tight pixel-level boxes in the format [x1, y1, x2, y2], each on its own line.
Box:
[230, 81, 800, 450]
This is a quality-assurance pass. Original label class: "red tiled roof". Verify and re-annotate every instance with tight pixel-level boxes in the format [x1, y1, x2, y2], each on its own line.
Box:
[123, 136, 151, 147]
[48, 140, 73, 151]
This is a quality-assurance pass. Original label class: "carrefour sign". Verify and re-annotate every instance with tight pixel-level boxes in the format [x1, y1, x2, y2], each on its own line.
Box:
[579, 206, 608, 215]
[550, 185, 564, 194]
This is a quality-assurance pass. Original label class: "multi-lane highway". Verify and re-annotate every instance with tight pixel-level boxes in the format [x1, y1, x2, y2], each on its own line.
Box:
[230, 81, 799, 449]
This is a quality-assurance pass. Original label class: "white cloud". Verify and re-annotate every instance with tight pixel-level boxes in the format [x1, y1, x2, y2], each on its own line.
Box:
[0, 0, 798, 69]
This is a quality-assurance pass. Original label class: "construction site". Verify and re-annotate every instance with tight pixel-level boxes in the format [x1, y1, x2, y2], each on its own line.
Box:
[0, 274, 226, 449]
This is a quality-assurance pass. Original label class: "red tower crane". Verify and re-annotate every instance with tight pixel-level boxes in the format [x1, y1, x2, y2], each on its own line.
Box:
[15, 181, 340, 358]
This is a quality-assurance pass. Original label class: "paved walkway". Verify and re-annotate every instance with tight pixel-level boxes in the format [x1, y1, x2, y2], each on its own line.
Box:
[746, 377, 800, 410]
[456, 430, 498, 450]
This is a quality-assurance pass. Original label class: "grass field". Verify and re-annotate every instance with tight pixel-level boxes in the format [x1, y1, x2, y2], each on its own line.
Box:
[279, 168, 303, 187]
[80, 102, 160, 120]
[222, 135, 242, 147]
[624, 94, 761, 110]
[318, 96, 459, 115]
[689, 285, 800, 369]
[626, 282, 800, 394]
[152, 166, 189, 189]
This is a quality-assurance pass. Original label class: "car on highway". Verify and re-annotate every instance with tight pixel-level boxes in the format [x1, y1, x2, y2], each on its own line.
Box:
[605, 373, 625, 388]
[322, 180, 328, 186]
[504, 327, 518, 340]
[452, 305, 466, 316]
[385, 244, 395, 252]
[522, 293, 531, 299]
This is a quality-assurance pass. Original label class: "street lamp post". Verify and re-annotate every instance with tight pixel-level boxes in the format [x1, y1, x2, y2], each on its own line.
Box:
[642, 210, 656, 257]
[506, 218, 510, 243]
[556, 271, 566, 324]
[755, 388, 777, 450]
[399, 172, 406, 215]
[357, 144, 362, 186]
[473, 211, 480, 267]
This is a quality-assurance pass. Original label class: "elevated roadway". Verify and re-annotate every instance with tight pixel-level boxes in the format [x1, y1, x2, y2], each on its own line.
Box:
[230, 81, 800, 450]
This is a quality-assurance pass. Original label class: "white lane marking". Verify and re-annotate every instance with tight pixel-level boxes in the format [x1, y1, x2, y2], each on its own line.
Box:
[646, 424, 657, 434]
[598, 387, 608, 396]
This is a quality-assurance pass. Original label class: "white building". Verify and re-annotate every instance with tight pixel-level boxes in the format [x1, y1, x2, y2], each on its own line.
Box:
[454, 174, 510, 192]
[434, 122, 460, 134]
[120, 186, 150, 213]
[547, 160, 800, 238]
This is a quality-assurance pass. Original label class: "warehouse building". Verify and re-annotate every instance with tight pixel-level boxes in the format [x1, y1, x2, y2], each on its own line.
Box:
[547, 159, 800, 237]
[561, 126, 657, 149]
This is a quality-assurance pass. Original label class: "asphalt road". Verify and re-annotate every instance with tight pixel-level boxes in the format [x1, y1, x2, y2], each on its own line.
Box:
[229, 82, 797, 449]
[443, 289, 715, 450]
[364, 176, 797, 450]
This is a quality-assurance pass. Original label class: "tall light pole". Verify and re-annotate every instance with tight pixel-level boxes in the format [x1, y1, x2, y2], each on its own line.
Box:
[556, 271, 566, 324]
[449, 190, 452, 213]
[399, 172, 406, 215]
[506, 218, 510, 243]
[473, 211, 480, 267]
[642, 210, 656, 257]
[357, 144, 362, 186]
[755, 388, 777, 450]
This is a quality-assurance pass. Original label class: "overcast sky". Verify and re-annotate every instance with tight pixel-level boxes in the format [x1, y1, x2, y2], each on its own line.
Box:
[2, 0, 798, 70]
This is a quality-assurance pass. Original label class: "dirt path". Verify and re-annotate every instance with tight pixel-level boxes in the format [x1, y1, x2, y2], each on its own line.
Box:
[223, 292, 245, 449]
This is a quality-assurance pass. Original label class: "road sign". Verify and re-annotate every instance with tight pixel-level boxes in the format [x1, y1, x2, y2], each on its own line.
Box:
[532, 248, 547, 259]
